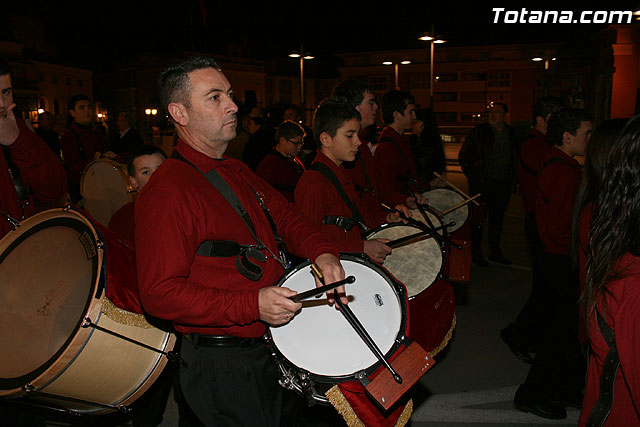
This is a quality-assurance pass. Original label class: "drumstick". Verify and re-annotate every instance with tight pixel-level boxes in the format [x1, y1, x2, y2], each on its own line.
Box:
[290, 276, 355, 302]
[379, 202, 441, 231]
[421, 204, 445, 218]
[433, 172, 481, 206]
[441, 194, 482, 216]
[385, 224, 452, 249]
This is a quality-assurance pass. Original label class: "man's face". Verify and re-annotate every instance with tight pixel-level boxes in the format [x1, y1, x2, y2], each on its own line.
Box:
[321, 118, 361, 166]
[182, 68, 238, 147]
[116, 113, 130, 132]
[70, 100, 93, 125]
[283, 108, 299, 123]
[566, 120, 593, 156]
[39, 113, 54, 130]
[356, 91, 378, 128]
[0, 74, 14, 117]
[280, 135, 303, 157]
[247, 118, 261, 135]
[395, 102, 415, 131]
[488, 105, 506, 128]
[130, 153, 165, 190]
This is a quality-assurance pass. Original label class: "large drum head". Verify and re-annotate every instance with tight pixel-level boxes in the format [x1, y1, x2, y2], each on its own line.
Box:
[367, 223, 444, 298]
[270, 257, 404, 380]
[421, 188, 468, 233]
[0, 210, 101, 393]
[81, 159, 134, 226]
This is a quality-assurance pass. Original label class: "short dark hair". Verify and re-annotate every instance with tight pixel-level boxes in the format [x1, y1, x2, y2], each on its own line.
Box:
[491, 102, 508, 114]
[0, 59, 11, 77]
[127, 144, 167, 176]
[332, 79, 374, 109]
[68, 94, 90, 111]
[249, 116, 265, 128]
[546, 108, 593, 147]
[381, 90, 415, 124]
[313, 98, 361, 148]
[276, 120, 305, 141]
[532, 96, 564, 125]
[158, 56, 221, 120]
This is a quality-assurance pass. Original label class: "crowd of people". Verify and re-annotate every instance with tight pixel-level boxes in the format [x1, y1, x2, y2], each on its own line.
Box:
[0, 53, 639, 427]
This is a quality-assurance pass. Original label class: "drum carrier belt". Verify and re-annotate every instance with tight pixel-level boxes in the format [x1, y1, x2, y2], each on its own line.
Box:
[173, 152, 289, 280]
[2, 146, 30, 219]
[310, 162, 369, 233]
[585, 309, 620, 427]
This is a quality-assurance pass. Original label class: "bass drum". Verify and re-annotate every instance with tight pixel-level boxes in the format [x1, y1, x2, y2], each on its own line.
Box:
[80, 158, 136, 226]
[420, 188, 468, 233]
[267, 255, 407, 404]
[366, 223, 446, 299]
[0, 207, 175, 414]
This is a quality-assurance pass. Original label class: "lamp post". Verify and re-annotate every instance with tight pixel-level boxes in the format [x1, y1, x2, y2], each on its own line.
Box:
[289, 44, 314, 106]
[419, 27, 446, 109]
[382, 60, 411, 89]
[532, 49, 557, 96]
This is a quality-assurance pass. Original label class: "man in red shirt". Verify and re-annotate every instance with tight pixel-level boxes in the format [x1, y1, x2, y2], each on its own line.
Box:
[0, 59, 67, 239]
[374, 90, 422, 208]
[135, 56, 344, 426]
[256, 120, 306, 202]
[502, 96, 564, 364]
[108, 144, 166, 246]
[513, 108, 592, 420]
[294, 98, 408, 263]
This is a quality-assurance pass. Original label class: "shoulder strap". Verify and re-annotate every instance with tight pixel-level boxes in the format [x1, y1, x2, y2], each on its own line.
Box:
[356, 150, 376, 196]
[540, 156, 574, 172]
[2, 146, 30, 203]
[585, 309, 620, 427]
[310, 162, 369, 232]
[519, 155, 538, 177]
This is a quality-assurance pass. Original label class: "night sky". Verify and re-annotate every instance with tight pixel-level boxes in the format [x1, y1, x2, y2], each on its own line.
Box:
[6, 0, 640, 70]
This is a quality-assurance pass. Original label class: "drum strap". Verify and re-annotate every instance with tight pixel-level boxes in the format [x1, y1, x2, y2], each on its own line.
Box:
[322, 215, 357, 231]
[310, 162, 369, 233]
[173, 152, 290, 279]
[585, 309, 620, 427]
[379, 136, 421, 194]
[519, 155, 538, 177]
[2, 146, 30, 217]
[357, 150, 376, 196]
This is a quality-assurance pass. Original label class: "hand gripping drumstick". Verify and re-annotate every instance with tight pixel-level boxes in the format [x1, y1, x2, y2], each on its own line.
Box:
[290, 275, 355, 302]
[433, 172, 481, 206]
[310, 264, 403, 384]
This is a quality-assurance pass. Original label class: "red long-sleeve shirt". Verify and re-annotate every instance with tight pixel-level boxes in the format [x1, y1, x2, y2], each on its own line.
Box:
[518, 128, 551, 213]
[256, 151, 304, 202]
[0, 117, 67, 238]
[344, 141, 378, 199]
[374, 126, 421, 206]
[579, 252, 640, 426]
[59, 122, 104, 187]
[108, 201, 136, 247]
[294, 151, 387, 253]
[135, 140, 338, 338]
[535, 147, 582, 255]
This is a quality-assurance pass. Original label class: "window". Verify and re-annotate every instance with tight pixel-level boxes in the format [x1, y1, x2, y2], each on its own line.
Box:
[66, 77, 71, 86]
[460, 73, 486, 81]
[488, 72, 510, 88]
[435, 112, 457, 123]
[460, 91, 486, 103]
[436, 73, 458, 82]
[461, 113, 484, 122]
[78, 79, 83, 87]
[368, 76, 388, 91]
[279, 79, 292, 104]
[434, 92, 458, 102]
[410, 73, 427, 90]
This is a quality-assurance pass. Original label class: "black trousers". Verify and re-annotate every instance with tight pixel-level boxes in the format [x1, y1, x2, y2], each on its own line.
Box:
[470, 179, 512, 256]
[519, 251, 586, 399]
[180, 337, 296, 427]
[512, 211, 544, 349]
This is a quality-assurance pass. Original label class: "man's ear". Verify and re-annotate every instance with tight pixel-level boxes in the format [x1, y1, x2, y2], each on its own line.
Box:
[319, 132, 331, 149]
[168, 103, 188, 126]
[535, 116, 545, 129]
[129, 175, 139, 190]
[562, 130, 572, 146]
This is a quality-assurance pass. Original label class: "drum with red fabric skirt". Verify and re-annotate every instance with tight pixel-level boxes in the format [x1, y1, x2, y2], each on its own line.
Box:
[0, 207, 175, 414]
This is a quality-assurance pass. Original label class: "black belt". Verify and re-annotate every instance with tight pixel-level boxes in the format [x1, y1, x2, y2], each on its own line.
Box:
[186, 333, 263, 348]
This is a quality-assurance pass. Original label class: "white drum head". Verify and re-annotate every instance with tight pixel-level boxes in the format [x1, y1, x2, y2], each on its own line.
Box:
[0, 211, 100, 384]
[421, 188, 468, 233]
[81, 160, 133, 226]
[270, 259, 403, 378]
[368, 224, 444, 298]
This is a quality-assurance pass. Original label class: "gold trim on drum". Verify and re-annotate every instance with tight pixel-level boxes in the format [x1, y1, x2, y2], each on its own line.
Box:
[427, 313, 457, 358]
[100, 296, 155, 329]
[325, 385, 413, 427]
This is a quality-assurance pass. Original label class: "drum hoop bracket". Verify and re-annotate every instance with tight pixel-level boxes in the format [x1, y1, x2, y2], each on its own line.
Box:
[82, 316, 172, 357]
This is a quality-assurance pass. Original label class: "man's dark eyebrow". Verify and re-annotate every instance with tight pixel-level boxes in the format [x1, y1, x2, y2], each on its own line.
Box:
[204, 87, 233, 97]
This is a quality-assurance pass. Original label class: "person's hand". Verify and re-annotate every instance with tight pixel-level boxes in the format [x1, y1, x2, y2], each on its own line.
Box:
[386, 204, 411, 224]
[430, 174, 447, 188]
[363, 239, 392, 264]
[103, 150, 117, 159]
[406, 196, 417, 209]
[258, 286, 302, 326]
[313, 253, 347, 305]
[412, 120, 425, 136]
[0, 102, 19, 146]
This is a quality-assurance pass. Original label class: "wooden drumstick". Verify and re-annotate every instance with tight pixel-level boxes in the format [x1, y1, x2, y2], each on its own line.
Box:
[433, 172, 481, 206]
[441, 194, 482, 216]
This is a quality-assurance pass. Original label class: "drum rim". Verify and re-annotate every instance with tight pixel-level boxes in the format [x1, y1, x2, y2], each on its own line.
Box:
[266, 254, 408, 384]
[365, 222, 447, 300]
[0, 208, 104, 392]
[421, 188, 468, 232]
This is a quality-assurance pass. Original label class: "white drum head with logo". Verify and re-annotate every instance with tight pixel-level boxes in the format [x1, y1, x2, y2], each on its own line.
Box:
[270, 258, 403, 379]
[367, 223, 444, 298]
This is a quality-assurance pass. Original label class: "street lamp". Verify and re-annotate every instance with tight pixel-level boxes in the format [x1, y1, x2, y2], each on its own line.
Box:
[419, 27, 446, 109]
[289, 44, 314, 106]
[382, 60, 412, 89]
